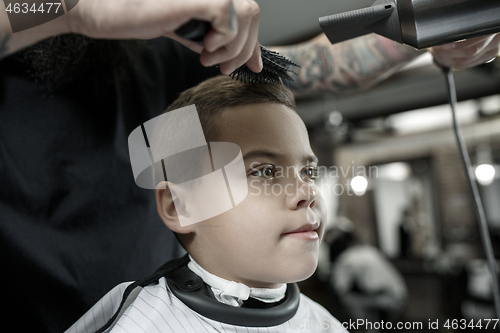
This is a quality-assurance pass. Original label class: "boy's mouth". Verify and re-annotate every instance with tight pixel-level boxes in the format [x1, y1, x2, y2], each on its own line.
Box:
[281, 221, 320, 240]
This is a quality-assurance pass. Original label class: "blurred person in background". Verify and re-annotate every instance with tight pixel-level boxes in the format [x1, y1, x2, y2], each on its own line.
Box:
[326, 217, 408, 331]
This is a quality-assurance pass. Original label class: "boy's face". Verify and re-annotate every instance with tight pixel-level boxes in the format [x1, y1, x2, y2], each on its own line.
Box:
[188, 103, 326, 288]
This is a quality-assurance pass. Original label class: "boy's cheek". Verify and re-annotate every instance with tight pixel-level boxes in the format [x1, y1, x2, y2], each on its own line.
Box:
[247, 178, 278, 198]
[247, 178, 262, 197]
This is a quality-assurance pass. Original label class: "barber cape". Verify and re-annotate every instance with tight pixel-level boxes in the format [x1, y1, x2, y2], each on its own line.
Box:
[65, 255, 347, 333]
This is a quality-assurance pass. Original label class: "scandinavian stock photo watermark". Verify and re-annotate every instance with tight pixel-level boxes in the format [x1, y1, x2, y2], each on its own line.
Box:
[289, 318, 500, 331]
[247, 162, 379, 198]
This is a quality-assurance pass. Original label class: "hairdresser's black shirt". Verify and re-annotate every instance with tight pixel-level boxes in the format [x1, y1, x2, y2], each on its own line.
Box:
[0, 38, 218, 332]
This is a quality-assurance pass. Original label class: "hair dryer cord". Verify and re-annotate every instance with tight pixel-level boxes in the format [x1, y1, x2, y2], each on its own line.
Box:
[438, 64, 500, 322]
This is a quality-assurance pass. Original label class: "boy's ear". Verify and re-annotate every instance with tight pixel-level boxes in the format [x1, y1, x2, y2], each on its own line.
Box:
[155, 182, 195, 234]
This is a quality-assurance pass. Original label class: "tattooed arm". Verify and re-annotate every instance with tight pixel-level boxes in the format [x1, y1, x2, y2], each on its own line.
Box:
[272, 34, 423, 98]
[274, 32, 500, 98]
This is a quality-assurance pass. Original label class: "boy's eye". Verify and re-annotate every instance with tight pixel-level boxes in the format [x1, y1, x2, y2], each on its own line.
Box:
[250, 165, 276, 179]
[301, 167, 318, 181]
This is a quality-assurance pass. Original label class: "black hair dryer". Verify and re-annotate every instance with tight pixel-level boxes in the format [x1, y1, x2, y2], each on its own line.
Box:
[319, 0, 500, 49]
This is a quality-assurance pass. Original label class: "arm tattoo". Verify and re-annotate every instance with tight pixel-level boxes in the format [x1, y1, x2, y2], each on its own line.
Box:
[274, 34, 422, 98]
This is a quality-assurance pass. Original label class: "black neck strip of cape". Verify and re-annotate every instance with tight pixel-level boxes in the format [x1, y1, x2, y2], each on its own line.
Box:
[95, 255, 300, 332]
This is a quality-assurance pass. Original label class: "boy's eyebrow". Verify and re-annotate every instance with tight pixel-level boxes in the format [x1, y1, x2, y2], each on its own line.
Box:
[243, 149, 282, 161]
[307, 155, 319, 164]
[243, 149, 318, 164]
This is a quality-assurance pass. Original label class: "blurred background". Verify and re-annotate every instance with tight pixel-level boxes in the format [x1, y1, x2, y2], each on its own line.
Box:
[255, 0, 500, 332]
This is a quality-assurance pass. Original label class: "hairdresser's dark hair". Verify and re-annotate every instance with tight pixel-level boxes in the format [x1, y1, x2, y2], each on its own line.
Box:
[165, 75, 296, 141]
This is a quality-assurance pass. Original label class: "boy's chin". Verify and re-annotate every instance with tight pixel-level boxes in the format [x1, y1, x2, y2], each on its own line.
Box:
[276, 260, 319, 284]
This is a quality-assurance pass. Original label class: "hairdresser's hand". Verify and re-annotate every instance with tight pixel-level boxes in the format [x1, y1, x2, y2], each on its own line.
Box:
[67, 0, 262, 74]
[429, 34, 500, 69]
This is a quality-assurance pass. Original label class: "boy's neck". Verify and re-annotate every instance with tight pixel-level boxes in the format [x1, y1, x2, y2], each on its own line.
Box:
[187, 255, 286, 307]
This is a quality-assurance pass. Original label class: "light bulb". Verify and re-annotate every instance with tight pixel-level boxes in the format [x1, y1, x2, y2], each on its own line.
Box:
[475, 164, 495, 185]
[351, 176, 368, 195]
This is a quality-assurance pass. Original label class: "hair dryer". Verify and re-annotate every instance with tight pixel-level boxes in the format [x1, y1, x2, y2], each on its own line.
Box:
[319, 0, 500, 49]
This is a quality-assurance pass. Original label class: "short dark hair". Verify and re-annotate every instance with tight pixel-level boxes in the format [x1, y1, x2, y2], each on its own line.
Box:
[165, 75, 296, 141]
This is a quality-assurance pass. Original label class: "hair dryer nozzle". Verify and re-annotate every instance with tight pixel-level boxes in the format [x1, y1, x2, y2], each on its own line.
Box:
[319, 1, 402, 46]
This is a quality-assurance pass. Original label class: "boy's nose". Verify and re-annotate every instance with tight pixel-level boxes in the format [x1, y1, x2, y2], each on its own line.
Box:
[287, 181, 317, 210]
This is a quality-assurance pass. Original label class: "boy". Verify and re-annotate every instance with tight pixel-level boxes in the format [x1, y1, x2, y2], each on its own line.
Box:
[65, 75, 347, 333]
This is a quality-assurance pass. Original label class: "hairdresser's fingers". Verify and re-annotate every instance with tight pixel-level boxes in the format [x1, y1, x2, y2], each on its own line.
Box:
[465, 34, 497, 53]
[432, 35, 495, 58]
[218, 40, 262, 74]
[200, 0, 259, 68]
[450, 34, 495, 49]
[429, 35, 500, 68]
[245, 41, 264, 73]
[430, 34, 500, 68]
[459, 48, 500, 68]
[204, 1, 253, 67]
[432, 47, 497, 69]
[164, 0, 244, 55]
[203, 0, 259, 53]
[165, 33, 205, 54]
[233, 8, 262, 73]
[202, 0, 239, 52]
[166, 0, 239, 53]
[217, 15, 261, 74]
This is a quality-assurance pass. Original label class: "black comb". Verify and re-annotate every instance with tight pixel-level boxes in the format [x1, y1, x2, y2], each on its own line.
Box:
[176, 20, 300, 85]
[230, 45, 300, 84]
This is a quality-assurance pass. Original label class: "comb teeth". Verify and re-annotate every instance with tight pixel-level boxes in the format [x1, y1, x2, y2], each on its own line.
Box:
[261, 46, 300, 69]
[230, 45, 300, 84]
